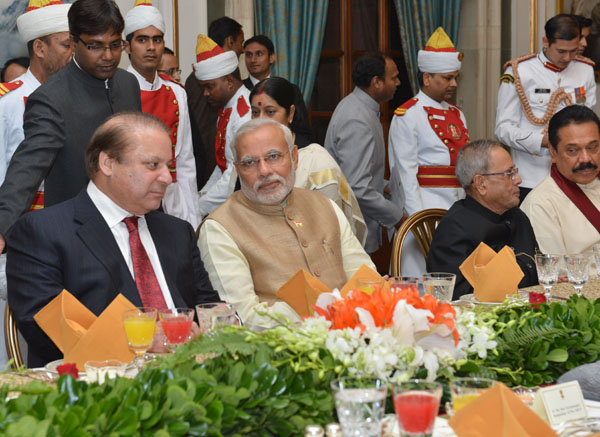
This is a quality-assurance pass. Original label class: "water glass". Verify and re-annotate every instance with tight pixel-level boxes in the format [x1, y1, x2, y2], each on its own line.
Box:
[357, 278, 385, 294]
[84, 360, 128, 384]
[159, 308, 194, 350]
[390, 276, 420, 292]
[534, 254, 561, 297]
[195, 302, 241, 333]
[392, 380, 442, 437]
[565, 254, 591, 295]
[331, 377, 387, 437]
[422, 273, 456, 302]
[449, 377, 496, 414]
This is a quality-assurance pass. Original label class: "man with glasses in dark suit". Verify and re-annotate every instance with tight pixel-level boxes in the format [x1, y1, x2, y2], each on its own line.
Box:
[0, 0, 140, 254]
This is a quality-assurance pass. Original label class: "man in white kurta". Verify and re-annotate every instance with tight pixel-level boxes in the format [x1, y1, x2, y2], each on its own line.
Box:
[388, 27, 469, 277]
[194, 34, 252, 217]
[124, 3, 200, 229]
[495, 14, 596, 201]
[521, 105, 600, 255]
[199, 119, 375, 326]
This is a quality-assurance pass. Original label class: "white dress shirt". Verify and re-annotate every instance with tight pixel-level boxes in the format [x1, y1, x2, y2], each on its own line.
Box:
[87, 181, 175, 309]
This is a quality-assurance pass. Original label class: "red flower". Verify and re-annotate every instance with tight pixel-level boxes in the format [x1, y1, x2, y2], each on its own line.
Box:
[529, 291, 546, 309]
[57, 363, 79, 379]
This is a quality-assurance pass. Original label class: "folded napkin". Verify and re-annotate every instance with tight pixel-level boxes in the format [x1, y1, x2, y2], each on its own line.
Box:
[449, 383, 558, 437]
[275, 265, 382, 317]
[34, 290, 136, 369]
[459, 243, 524, 302]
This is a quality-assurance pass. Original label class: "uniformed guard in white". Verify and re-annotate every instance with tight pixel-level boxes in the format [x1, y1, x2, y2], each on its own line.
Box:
[495, 14, 596, 201]
[388, 27, 469, 278]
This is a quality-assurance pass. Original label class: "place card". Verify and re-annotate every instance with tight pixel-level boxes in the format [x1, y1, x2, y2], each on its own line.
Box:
[532, 381, 587, 426]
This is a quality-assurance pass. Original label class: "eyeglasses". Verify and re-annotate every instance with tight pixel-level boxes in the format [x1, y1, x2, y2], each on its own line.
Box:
[480, 167, 519, 180]
[158, 68, 182, 76]
[78, 37, 126, 53]
[236, 151, 288, 172]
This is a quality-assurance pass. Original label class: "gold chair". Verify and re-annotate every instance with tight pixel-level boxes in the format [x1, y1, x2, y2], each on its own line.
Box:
[391, 208, 447, 277]
[4, 304, 24, 368]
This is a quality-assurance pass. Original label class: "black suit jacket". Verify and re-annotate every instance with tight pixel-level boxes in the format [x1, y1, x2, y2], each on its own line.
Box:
[6, 190, 218, 367]
[242, 77, 313, 149]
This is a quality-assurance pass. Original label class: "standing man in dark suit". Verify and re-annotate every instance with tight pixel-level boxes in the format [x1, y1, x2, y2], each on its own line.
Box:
[7, 112, 218, 368]
[0, 0, 141, 254]
[242, 35, 312, 149]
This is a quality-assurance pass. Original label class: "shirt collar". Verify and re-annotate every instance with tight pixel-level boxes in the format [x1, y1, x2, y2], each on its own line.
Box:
[21, 68, 40, 88]
[127, 65, 160, 90]
[87, 181, 137, 228]
[417, 89, 448, 108]
[249, 73, 269, 86]
[224, 84, 245, 109]
[539, 50, 565, 72]
[352, 86, 380, 113]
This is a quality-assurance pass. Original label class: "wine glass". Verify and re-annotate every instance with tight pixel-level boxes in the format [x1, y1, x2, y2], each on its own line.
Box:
[122, 307, 157, 370]
[159, 308, 194, 351]
[565, 254, 591, 295]
[534, 253, 561, 298]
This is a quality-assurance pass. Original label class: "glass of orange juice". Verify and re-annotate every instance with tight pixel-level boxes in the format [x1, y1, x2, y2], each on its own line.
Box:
[122, 307, 157, 370]
[449, 377, 496, 414]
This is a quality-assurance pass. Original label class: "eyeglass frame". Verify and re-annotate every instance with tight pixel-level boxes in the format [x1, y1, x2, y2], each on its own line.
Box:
[235, 150, 290, 172]
[479, 167, 519, 180]
[77, 36, 126, 53]
[158, 68, 182, 76]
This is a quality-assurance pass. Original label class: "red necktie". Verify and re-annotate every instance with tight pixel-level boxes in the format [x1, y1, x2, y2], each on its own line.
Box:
[123, 216, 168, 310]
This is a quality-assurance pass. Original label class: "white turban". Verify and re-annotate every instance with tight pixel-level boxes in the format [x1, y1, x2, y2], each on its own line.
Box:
[194, 50, 239, 81]
[17, 3, 71, 43]
[124, 5, 165, 38]
[417, 51, 462, 73]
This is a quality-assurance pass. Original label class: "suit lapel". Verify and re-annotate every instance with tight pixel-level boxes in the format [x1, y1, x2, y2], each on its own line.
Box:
[73, 191, 143, 307]
[145, 212, 186, 307]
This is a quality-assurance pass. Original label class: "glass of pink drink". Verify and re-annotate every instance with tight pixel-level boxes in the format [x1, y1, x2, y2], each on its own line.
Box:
[159, 308, 194, 351]
[392, 380, 442, 437]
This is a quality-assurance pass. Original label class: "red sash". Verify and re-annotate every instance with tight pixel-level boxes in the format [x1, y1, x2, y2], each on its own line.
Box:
[423, 105, 470, 165]
[417, 166, 461, 187]
[550, 163, 600, 233]
[140, 85, 179, 182]
[215, 107, 232, 173]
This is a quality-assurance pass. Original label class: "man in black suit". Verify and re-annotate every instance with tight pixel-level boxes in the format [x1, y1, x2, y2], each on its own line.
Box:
[0, 0, 141, 254]
[242, 35, 312, 148]
[7, 112, 218, 367]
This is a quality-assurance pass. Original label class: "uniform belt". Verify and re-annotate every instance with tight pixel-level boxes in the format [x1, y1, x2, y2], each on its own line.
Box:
[417, 166, 461, 188]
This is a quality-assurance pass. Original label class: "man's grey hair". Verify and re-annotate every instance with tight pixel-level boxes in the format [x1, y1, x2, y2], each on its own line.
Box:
[456, 139, 508, 190]
[231, 118, 294, 162]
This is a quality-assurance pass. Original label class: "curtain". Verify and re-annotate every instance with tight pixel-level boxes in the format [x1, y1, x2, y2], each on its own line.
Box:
[254, 0, 329, 104]
[393, 0, 462, 94]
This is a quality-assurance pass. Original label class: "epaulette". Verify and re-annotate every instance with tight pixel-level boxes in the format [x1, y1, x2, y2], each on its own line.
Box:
[237, 95, 249, 117]
[394, 97, 418, 116]
[502, 53, 536, 72]
[0, 80, 23, 98]
[158, 73, 185, 89]
[574, 55, 595, 67]
[500, 73, 514, 83]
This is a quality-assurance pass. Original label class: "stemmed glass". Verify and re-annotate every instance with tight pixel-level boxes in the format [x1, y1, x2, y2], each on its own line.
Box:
[534, 254, 561, 299]
[122, 307, 157, 370]
[159, 308, 194, 351]
[565, 254, 591, 295]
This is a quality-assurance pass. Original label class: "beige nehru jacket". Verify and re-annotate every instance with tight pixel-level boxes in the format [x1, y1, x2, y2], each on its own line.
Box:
[199, 188, 375, 326]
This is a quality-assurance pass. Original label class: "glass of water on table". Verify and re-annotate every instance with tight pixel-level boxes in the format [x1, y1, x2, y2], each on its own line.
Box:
[534, 253, 561, 299]
[331, 377, 387, 437]
[422, 273, 456, 302]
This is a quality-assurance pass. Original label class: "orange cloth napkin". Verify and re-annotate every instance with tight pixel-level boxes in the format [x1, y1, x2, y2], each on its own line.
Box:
[459, 242, 524, 302]
[449, 383, 558, 437]
[34, 290, 136, 369]
[275, 265, 383, 316]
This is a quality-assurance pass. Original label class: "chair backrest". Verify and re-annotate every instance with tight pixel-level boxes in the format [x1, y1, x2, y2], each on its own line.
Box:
[4, 304, 24, 368]
[391, 208, 447, 277]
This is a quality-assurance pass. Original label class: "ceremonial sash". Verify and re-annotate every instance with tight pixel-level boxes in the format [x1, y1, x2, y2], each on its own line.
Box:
[550, 163, 600, 234]
[423, 106, 470, 165]
[215, 107, 232, 173]
[417, 166, 461, 188]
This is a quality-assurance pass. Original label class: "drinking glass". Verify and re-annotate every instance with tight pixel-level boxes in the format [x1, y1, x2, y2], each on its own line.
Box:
[390, 276, 420, 293]
[534, 254, 561, 298]
[84, 360, 128, 384]
[123, 307, 157, 370]
[159, 308, 194, 351]
[195, 302, 241, 333]
[593, 244, 600, 277]
[422, 273, 456, 302]
[357, 278, 385, 294]
[565, 254, 591, 295]
[330, 377, 387, 437]
[392, 380, 442, 437]
[449, 377, 496, 414]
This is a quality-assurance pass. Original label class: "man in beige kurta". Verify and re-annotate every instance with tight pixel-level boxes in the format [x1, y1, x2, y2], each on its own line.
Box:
[198, 118, 375, 326]
[521, 105, 600, 255]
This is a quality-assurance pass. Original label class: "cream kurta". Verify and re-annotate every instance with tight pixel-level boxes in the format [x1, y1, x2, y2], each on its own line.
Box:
[521, 175, 600, 254]
[199, 191, 375, 326]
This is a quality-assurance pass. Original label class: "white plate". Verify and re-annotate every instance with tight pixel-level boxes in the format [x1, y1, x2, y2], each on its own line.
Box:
[44, 359, 136, 379]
